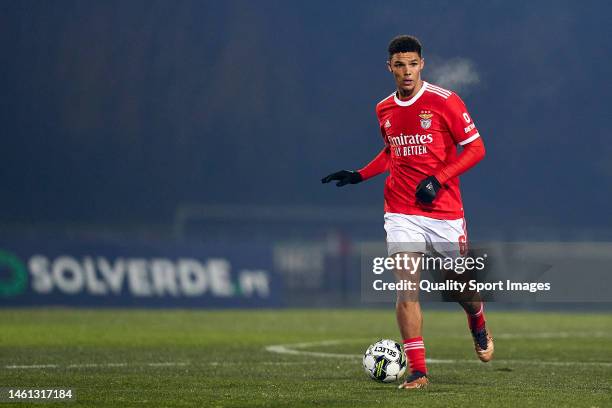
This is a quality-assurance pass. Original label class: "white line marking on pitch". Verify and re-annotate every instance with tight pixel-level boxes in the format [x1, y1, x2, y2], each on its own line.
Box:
[4, 364, 59, 369]
[147, 362, 188, 367]
[265, 340, 612, 367]
[4, 362, 190, 370]
[67, 363, 99, 368]
[495, 331, 612, 339]
[4, 361, 312, 369]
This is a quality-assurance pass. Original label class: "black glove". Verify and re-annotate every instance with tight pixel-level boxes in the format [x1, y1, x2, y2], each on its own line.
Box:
[415, 176, 441, 203]
[321, 170, 363, 187]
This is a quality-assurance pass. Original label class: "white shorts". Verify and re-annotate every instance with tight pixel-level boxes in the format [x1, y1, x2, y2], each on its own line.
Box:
[384, 213, 468, 257]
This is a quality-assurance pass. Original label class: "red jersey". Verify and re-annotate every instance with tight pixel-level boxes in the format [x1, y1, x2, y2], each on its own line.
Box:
[376, 81, 480, 219]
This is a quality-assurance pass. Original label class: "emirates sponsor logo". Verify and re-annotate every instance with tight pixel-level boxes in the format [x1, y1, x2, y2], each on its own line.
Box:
[387, 133, 433, 157]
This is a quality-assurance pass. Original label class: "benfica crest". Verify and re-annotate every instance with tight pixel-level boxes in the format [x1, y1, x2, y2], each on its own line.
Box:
[419, 112, 433, 129]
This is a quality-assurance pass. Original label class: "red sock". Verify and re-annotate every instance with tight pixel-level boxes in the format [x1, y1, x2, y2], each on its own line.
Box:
[466, 302, 486, 332]
[403, 336, 427, 374]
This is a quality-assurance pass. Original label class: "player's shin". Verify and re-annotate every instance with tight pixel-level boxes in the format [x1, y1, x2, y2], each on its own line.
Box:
[393, 252, 427, 376]
[462, 300, 486, 332]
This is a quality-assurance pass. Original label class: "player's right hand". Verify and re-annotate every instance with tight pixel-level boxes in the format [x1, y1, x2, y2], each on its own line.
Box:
[321, 170, 363, 187]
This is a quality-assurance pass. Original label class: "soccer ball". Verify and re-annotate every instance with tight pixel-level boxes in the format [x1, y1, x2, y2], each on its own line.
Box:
[362, 339, 407, 382]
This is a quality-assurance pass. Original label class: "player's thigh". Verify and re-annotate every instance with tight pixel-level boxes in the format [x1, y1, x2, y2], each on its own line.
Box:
[384, 213, 427, 256]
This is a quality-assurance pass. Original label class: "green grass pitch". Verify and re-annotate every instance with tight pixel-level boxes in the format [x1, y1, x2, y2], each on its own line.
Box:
[0, 309, 610, 407]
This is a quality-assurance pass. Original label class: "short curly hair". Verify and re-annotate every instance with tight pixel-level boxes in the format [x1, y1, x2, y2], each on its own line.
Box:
[388, 35, 422, 58]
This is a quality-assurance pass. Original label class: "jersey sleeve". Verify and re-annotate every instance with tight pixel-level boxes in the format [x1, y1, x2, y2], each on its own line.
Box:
[376, 105, 389, 147]
[358, 146, 390, 181]
[444, 93, 480, 146]
[379, 124, 389, 146]
[434, 137, 485, 184]
[356, 104, 391, 181]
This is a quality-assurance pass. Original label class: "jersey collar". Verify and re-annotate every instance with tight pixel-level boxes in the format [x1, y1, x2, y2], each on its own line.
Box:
[393, 81, 428, 107]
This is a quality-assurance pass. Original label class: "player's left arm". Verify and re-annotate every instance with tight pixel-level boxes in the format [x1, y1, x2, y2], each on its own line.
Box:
[416, 93, 485, 203]
[434, 137, 485, 184]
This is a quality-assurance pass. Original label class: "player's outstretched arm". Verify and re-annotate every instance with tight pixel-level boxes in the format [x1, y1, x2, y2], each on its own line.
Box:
[415, 138, 485, 203]
[321, 170, 363, 187]
[322, 147, 390, 187]
[358, 147, 390, 180]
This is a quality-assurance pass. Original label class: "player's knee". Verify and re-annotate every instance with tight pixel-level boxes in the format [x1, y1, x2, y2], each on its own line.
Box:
[396, 297, 420, 308]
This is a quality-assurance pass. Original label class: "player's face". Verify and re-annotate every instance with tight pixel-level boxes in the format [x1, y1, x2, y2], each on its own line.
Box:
[387, 52, 424, 98]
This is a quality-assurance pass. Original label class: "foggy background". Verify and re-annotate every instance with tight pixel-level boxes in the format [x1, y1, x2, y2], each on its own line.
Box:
[1, 0, 610, 241]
